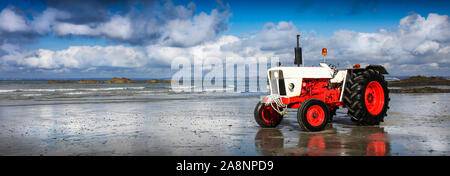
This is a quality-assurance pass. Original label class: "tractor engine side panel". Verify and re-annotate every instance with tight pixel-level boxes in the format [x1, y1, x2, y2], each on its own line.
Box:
[282, 79, 342, 109]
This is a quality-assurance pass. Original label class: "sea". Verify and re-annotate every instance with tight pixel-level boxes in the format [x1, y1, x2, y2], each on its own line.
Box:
[0, 79, 269, 107]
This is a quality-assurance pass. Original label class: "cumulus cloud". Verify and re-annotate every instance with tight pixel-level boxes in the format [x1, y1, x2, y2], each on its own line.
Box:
[0, 0, 448, 77]
[0, 1, 230, 47]
[49, 1, 230, 46]
[160, 9, 230, 47]
[0, 0, 231, 77]
[0, 7, 68, 44]
[9, 45, 147, 69]
[221, 12, 450, 76]
[31, 8, 70, 35]
[247, 21, 298, 51]
[2, 35, 241, 71]
[217, 12, 448, 76]
[53, 15, 133, 41]
[321, 13, 450, 75]
[52, 14, 134, 41]
[0, 8, 28, 33]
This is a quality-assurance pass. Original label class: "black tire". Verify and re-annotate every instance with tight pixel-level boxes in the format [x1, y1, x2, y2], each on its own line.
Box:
[343, 69, 390, 125]
[297, 99, 330, 132]
[254, 102, 283, 128]
[350, 117, 359, 122]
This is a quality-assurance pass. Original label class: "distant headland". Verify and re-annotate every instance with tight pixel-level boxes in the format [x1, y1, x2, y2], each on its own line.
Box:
[388, 75, 450, 87]
[48, 77, 175, 84]
[388, 75, 450, 93]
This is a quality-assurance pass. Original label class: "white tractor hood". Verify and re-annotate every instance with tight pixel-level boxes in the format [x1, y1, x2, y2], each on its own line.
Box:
[268, 64, 333, 79]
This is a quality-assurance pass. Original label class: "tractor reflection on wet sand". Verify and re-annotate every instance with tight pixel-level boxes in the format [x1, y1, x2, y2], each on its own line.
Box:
[254, 35, 390, 131]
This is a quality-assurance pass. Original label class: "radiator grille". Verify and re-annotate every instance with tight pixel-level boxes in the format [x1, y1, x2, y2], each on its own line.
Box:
[269, 70, 286, 96]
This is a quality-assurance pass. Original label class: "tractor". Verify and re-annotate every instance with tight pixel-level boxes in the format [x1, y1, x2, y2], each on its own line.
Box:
[254, 35, 390, 131]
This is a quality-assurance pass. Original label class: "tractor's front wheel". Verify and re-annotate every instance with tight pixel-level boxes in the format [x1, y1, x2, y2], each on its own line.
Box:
[254, 102, 283, 128]
[297, 99, 330, 132]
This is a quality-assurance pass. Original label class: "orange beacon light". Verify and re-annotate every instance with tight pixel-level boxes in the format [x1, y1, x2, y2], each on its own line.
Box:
[322, 48, 327, 56]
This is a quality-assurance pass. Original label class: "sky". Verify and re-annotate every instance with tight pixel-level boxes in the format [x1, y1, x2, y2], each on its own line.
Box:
[0, 0, 449, 79]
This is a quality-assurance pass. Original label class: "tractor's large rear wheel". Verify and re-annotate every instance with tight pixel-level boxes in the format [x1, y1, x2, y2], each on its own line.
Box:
[343, 69, 389, 125]
[254, 102, 283, 128]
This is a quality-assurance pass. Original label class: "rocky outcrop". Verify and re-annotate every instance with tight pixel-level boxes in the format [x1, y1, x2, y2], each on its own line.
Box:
[134, 79, 172, 83]
[104, 78, 173, 83]
[389, 75, 450, 87]
[105, 78, 133, 84]
[387, 76, 450, 93]
[77, 80, 104, 84]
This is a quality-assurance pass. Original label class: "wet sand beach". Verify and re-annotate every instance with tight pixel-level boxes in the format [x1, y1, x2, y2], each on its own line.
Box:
[0, 89, 448, 156]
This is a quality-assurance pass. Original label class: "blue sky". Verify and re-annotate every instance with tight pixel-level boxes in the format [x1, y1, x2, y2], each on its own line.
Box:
[0, 0, 449, 78]
[225, 0, 450, 36]
[10, 0, 450, 50]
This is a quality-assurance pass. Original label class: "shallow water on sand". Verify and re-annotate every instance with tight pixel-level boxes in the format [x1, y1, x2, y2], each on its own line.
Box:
[0, 82, 448, 155]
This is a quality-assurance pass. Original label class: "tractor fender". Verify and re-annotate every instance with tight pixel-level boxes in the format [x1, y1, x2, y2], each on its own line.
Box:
[365, 65, 389, 74]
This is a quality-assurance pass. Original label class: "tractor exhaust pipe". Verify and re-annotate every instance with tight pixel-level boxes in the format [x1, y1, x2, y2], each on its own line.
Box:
[294, 35, 302, 67]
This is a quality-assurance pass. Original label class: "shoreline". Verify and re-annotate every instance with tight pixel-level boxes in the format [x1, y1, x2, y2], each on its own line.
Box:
[48, 77, 174, 84]
[389, 87, 450, 93]
[34, 75, 450, 94]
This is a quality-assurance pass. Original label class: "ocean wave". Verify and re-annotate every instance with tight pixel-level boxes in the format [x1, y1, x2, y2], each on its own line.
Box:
[0, 87, 146, 93]
[14, 88, 76, 92]
[78, 87, 145, 91]
[0, 90, 16, 93]
[64, 92, 101, 95]
[21, 94, 43, 97]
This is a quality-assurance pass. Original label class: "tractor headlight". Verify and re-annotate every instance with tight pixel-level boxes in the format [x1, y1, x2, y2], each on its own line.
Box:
[273, 71, 279, 78]
[288, 83, 295, 90]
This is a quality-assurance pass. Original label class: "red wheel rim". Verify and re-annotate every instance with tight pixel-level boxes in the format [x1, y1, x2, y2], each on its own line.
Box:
[306, 105, 325, 127]
[261, 105, 279, 124]
[365, 81, 385, 115]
